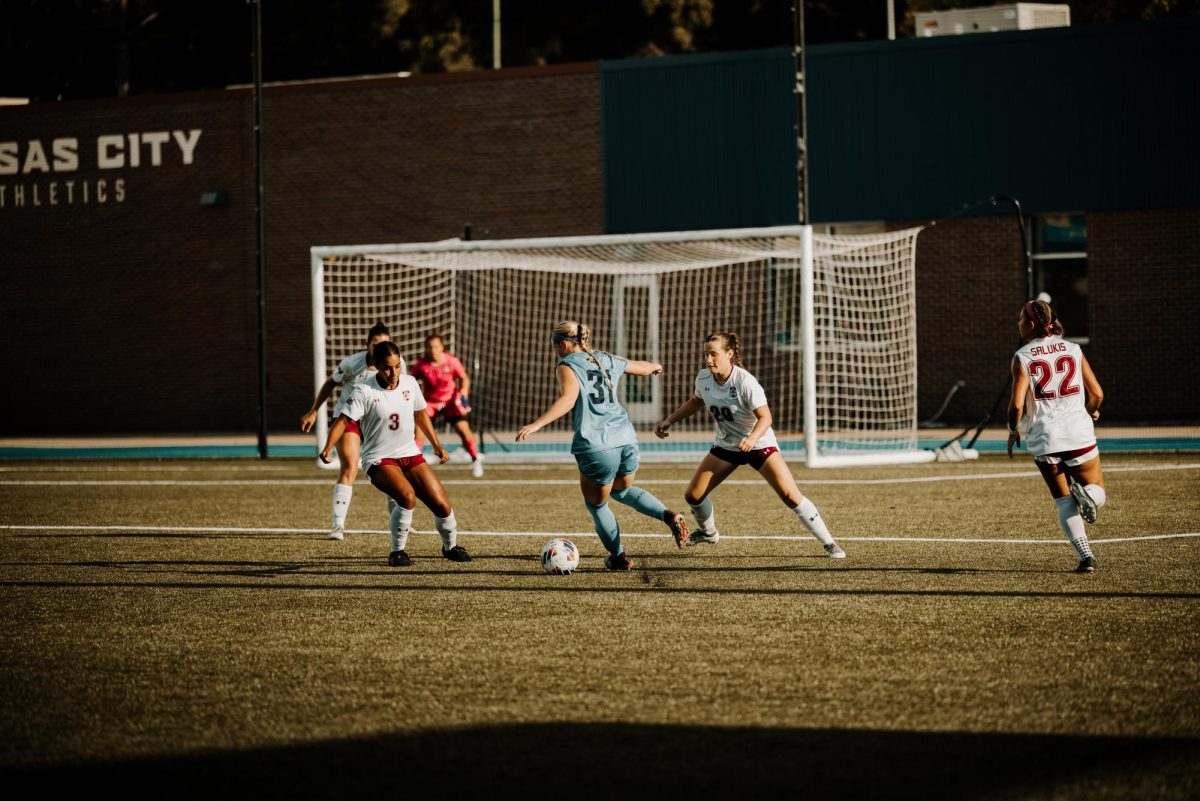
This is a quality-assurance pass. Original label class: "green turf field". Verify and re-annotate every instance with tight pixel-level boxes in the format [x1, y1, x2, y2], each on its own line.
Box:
[2, 454, 1198, 798]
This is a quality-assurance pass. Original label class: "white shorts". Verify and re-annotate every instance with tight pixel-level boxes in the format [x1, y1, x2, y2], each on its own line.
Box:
[1034, 443, 1099, 467]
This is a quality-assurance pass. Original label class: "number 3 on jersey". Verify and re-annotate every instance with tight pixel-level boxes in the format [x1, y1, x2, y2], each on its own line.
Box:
[1028, 356, 1081, 400]
[585, 369, 615, 404]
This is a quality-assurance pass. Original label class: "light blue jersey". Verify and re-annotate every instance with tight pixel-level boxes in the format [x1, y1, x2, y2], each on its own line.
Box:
[558, 351, 637, 455]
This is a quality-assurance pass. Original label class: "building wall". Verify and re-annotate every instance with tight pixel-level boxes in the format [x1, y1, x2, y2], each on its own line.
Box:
[909, 216, 1028, 427]
[2, 37, 1196, 435]
[1088, 207, 1200, 422]
[0, 64, 603, 435]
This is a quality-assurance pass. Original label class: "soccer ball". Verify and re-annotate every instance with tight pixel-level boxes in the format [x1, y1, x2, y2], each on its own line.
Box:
[540, 538, 579, 575]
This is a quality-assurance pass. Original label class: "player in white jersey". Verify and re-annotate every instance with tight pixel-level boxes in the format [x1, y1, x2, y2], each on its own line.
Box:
[319, 341, 472, 566]
[655, 332, 846, 558]
[301, 322, 405, 540]
[1008, 299, 1107, 573]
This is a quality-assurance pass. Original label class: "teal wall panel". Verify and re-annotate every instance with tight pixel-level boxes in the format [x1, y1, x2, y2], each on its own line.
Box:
[601, 19, 1200, 230]
[602, 49, 798, 233]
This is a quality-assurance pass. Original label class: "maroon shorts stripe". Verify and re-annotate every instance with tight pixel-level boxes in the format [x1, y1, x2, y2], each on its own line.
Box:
[710, 445, 779, 470]
[1045, 444, 1097, 461]
[366, 454, 427, 477]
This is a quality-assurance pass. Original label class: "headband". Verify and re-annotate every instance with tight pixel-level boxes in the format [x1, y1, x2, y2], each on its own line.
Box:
[551, 331, 580, 344]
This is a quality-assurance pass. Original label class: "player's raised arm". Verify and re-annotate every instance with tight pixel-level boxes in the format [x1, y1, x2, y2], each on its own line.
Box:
[1007, 355, 1027, 459]
[624, 359, 662, 377]
[655, 395, 705, 439]
[320, 415, 349, 463]
[1081, 356, 1104, 420]
[414, 409, 449, 464]
[517, 364, 580, 440]
[302, 377, 337, 432]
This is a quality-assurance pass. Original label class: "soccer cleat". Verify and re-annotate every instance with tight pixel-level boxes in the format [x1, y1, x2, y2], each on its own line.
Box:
[329, 526, 345, 541]
[387, 549, 412, 567]
[604, 552, 634, 571]
[1075, 556, 1096, 574]
[1070, 483, 1098, 524]
[442, 545, 473, 562]
[823, 542, 847, 559]
[663, 511, 689, 550]
[687, 529, 720, 546]
[471, 456, 484, 478]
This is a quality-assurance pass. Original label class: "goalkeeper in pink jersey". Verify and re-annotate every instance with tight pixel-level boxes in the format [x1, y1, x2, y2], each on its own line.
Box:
[411, 333, 484, 477]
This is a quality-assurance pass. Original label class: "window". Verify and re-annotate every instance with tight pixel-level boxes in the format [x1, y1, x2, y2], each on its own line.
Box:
[1033, 214, 1088, 342]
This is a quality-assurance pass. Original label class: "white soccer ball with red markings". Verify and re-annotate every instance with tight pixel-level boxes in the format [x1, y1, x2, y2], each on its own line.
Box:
[540, 538, 579, 575]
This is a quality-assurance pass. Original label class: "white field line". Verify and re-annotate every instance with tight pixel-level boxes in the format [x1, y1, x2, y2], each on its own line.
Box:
[0, 524, 1197, 546]
[1, 462, 1198, 487]
[0, 465, 295, 473]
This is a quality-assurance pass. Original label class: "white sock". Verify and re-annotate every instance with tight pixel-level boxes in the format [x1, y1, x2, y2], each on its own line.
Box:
[689, 498, 717, 534]
[390, 505, 414, 552]
[435, 511, 457, 550]
[793, 497, 834, 546]
[332, 483, 353, 529]
[387, 495, 398, 514]
[1085, 484, 1107, 508]
[1055, 495, 1093, 559]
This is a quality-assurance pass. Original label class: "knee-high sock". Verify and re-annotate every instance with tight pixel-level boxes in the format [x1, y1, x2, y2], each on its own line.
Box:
[611, 486, 667, 521]
[435, 511, 457, 550]
[793, 497, 834, 546]
[463, 438, 479, 460]
[387, 495, 398, 514]
[689, 497, 717, 534]
[332, 483, 353, 529]
[1085, 484, 1107, 509]
[584, 500, 622, 556]
[1055, 495, 1093, 559]
[390, 504, 414, 552]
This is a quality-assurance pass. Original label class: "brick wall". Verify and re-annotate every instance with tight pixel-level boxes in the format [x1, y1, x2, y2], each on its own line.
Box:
[908, 216, 1028, 427]
[0, 64, 603, 435]
[1088, 208, 1200, 422]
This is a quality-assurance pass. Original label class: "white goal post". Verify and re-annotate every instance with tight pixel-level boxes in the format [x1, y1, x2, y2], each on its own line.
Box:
[310, 224, 937, 467]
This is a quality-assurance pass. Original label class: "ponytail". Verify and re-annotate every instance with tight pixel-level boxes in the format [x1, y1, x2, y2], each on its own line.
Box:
[1024, 300, 1063, 338]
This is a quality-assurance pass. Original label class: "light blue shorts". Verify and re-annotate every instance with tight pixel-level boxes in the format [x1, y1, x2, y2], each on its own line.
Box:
[575, 443, 640, 486]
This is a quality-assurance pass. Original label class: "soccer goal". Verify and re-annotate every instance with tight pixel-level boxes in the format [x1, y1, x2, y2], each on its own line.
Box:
[310, 224, 936, 467]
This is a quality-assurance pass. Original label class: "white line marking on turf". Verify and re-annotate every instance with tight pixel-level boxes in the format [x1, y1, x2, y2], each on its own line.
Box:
[1, 524, 1197, 546]
[2, 462, 1198, 487]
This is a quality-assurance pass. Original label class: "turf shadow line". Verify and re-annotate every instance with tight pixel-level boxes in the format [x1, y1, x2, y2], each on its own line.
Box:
[3, 723, 1196, 800]
[2, 579, 1198, 601]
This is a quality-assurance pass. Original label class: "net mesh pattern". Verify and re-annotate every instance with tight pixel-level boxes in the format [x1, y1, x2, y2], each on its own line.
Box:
[315, 228, 920, 457]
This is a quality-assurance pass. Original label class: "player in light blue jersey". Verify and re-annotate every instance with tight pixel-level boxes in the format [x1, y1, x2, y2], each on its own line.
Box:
[517, 320, 689, 569]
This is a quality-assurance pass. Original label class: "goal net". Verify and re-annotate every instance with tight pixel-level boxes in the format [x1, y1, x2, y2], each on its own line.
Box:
[310, 224, 933, 467]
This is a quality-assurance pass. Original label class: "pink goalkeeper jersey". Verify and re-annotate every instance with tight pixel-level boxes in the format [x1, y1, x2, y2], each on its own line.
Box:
[412, 353, 466, 404]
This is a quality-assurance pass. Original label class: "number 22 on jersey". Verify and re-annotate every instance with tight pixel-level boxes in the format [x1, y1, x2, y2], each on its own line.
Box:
[1028, 355, 1081, 400]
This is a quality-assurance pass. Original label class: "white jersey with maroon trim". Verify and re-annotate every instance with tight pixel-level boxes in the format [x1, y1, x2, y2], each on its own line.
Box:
[331, 350, 407, 416]
[694, 366, 779, 451]
[1014, 335, 1096, 456]
[342, 374, 426, 466]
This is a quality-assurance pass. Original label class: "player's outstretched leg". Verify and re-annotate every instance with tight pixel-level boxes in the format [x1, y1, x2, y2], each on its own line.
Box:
[407, 460, 472, 562]
[682, 453, 737, 546]
[330, 431, 364, 540]
[610, 482, 688, 550]
[370, 464, 416, 566]
[757, 451, 845, 558]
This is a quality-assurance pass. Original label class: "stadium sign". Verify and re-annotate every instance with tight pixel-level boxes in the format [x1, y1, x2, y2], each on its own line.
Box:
[0, 128, 202, 209]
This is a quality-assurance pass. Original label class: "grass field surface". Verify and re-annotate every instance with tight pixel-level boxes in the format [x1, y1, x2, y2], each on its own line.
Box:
[2, 454, 1198, 798]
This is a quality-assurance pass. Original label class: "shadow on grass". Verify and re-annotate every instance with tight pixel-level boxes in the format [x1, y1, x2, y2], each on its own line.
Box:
[2, 576, 1198, 601]
[4, 723, 1197, 799]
